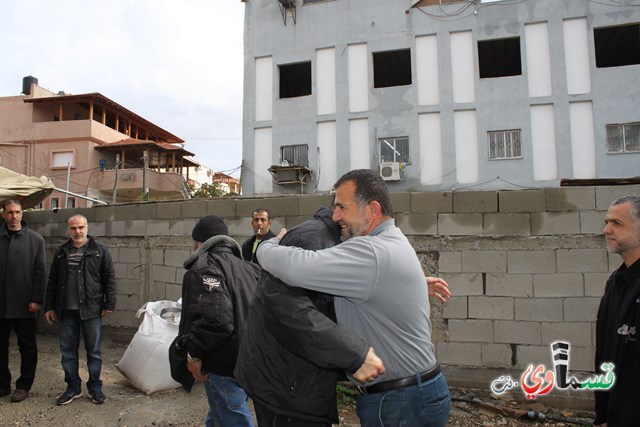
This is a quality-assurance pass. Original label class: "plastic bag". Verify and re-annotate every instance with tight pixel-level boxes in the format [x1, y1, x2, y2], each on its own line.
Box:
[116, 300, 182, 394]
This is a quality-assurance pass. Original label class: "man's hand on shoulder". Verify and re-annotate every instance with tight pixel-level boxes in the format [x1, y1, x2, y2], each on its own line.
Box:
[276, 228, 287, 241]
[352, 347, 385, 383]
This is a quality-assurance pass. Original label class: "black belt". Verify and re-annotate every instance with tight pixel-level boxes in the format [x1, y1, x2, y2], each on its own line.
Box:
[360, 364, 441, 395]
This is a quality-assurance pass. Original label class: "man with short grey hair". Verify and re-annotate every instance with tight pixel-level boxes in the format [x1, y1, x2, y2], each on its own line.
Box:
[595, 194, 640, 426]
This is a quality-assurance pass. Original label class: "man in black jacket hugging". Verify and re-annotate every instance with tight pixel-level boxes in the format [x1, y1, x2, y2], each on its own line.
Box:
[180, 215, 261, 427]
[235, 207, 383, 427]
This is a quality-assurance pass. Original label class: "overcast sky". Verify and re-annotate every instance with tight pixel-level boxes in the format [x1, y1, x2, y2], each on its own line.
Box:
[0, 0, 245, 177]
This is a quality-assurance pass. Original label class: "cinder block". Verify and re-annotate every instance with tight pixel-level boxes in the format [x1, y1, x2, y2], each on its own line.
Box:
[608, 253, 621, 271]
[541, 322, 592, 346]
[499, 189, 546, 213]
[390, 192, 411, 213]
[439, 252, 461, 273]
[236, 199, 267, 218]
[453, 191, 497, 213]
[483, 213, 531, 236]
[151, 282, 167, 300]
[441, 273, 483, 296]
[531, 212, 580, 235]
[114, 263, 128, 280]
[94, 205, 115, 222]
[164, 249, 190, 268]
[595, 185, 640, 210]
[169, 218, 195, 237]
[151, 265, 176, 282]
[157, 201, 182, 219]
[299, 195, 333, 216]
[449, 319, 493, 342]
[557, 249, 608, 273]
[469, 296, 513, 319]
[482, 344, 512, 367]
[265, 197, 299, 217]
[580, 211, 607, 234]
[494, 321, 541, 344]
[508, 251, 556, 274]
[442, 296, 467, 319]
[105, 221, 125, 236]
[113, 203, 157, 221]
[545, 187, 596, 212]
[533, 273, 584, 297]
[147, 220, 171, 236]
[124, 220, 146, 236]
[564, 298, 600, 322]
[105, 311, 139, 329]
[411, 192, 453, 213]
[166, 284, 181, 301]
[515, 298, 563, 321]
[181, 200, 207, 218]
[567, 346, 596, 372]
[90, 222, 106, 237]
[438, 214, 483, 236]
[116, 279, 139, 296]
[515, 345, 550, 368]
[119, 248, 141, 264]
[462, 251, 506, 273]
[486, 274, 533, 297]
[396, 213, 437, 235]
[207, 198, 237, 218]
[584, 273, 609, 297]
[436, 342, 482, 366]
[152, 249, 164, 265]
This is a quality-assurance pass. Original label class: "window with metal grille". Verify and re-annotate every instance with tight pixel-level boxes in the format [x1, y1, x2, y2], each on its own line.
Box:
[606, 122, 640, 153]
[488, 130, 522, 159]
[280, 144, 309, 167]
[379, 137, 410, 163]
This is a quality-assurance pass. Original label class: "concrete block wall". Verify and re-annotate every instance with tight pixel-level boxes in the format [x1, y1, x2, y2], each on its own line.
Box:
[22, 185, 640, 394]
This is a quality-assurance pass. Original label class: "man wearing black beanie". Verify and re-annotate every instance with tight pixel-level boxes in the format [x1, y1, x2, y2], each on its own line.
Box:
[176, 215, 261, 427]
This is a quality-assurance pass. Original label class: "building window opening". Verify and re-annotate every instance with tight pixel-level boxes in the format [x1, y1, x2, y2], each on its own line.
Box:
[373, 49, 412, 88]
[606, 122, 640, 153]
[51, 198, 59, 210]
[379, 137, 410, 163]
[66, 197, 75, 209]
[594, 23, 640, 68]
[478, 37, 522, 78]
[279, 61, 312, 98]
[488, 129, 522, 159]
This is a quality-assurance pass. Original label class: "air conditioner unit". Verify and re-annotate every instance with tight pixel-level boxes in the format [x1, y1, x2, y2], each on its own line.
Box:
[379, 162, 401, 181]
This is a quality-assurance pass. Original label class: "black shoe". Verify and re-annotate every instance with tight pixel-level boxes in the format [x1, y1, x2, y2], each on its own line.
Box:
[0, 388, 11, 397]
[90, 391, 106, 404]
[56, 389, 82, 405]
[10, 389, 29, 402]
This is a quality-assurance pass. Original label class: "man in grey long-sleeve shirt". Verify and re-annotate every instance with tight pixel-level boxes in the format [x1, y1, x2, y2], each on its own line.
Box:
[257, 169, 450, 427]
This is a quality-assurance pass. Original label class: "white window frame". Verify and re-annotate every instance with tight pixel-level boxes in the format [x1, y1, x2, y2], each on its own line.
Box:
[50, 149, 76, 169]
[606, 122, 640, 153]
[379, 137, 410, 164]
[487, 129, 522, 160]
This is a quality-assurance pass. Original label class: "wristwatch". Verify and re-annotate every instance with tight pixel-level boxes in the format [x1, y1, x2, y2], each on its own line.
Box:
[187, 353, 201, 363]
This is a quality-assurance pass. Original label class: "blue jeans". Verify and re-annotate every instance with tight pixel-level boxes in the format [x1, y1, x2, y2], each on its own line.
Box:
[58, 310, 103, 395]
[203, 371, 254, 427]
[356, 371, 450, 427]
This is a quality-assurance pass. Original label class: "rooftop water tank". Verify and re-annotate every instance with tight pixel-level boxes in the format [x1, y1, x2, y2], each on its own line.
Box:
[22, 76, 38, 95]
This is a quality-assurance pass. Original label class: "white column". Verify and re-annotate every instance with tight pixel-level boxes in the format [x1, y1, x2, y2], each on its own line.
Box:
[317, 121, 337, 191]
[419, 113, 443, 185]
[348, 44, 369, 112]
[563, 18, 591, 95]
[255, 56, 273, 121]
[349, 118, 370, 170]
[416, 35, 439, 106]
[317, 47, 336, 115]
[454, 110, 479, 184]
[530, 104, 557, 181]
[450, 31, 475, 104]
[254, 127, 273, 193]
[525, 22, 552, 98]
[569, 101, 596, 179]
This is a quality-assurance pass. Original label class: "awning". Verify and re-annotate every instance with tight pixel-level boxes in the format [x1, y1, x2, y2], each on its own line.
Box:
[0, 166, 54, 209]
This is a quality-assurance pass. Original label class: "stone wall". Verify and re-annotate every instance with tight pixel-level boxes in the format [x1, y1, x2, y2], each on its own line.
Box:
[23, 184, 640, 406]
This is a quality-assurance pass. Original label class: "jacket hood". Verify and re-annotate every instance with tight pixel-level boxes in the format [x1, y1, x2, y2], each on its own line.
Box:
[183, 235, 241, 268]
[313, 206, 340, 232]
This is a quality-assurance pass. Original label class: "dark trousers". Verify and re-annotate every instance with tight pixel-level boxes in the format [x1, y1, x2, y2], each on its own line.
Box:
[0, 318, 38, 391]
[254, 402, 332, 427]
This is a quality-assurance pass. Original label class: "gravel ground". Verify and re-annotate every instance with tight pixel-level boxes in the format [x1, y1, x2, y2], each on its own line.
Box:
[2, 333, 595, 427]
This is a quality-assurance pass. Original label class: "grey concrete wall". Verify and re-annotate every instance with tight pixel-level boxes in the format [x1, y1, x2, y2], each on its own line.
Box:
[24, 184, 639, 406]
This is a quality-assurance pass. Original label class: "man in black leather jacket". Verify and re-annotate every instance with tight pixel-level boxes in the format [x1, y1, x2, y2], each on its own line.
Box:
[180, 215, 261, 427]
[235, 207, 377, 427]
[44, 214, 116, 406]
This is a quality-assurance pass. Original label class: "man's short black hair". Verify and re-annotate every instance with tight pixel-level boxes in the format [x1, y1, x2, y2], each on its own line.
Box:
[252, 208, 271, 220]
[1, 199, 22, 211]
[333, 169, 394, 217]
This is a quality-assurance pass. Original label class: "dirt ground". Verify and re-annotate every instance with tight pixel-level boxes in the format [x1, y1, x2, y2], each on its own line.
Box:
[2, 333, 595, 427]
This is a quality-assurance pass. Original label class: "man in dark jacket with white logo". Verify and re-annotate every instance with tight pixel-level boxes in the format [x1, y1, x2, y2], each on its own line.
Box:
[179, 215, 261, 427]
[44, 214, 116, 406]
[0, 199, 46, 403]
